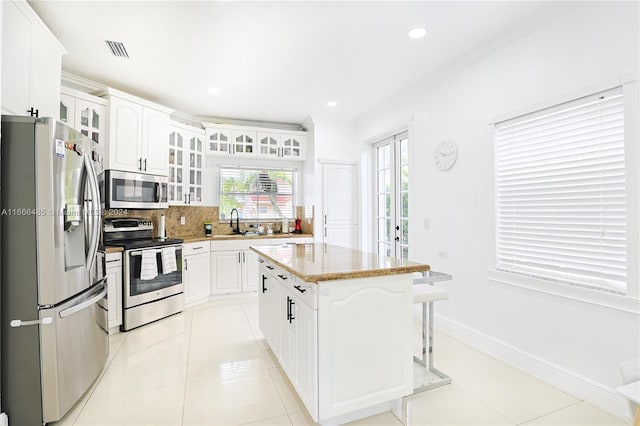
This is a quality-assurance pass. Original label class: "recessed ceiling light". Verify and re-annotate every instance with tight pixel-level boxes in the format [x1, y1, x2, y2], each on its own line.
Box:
[408, 27, 427, 39]
[208, 87, 220, 94]
[326, 101, 338, 107]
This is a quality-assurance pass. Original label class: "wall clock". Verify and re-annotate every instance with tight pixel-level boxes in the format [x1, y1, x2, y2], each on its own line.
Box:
[434, 140, 458, 171]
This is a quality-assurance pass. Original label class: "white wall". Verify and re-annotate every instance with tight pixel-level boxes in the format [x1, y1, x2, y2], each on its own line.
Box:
[356, 1, 639, 418]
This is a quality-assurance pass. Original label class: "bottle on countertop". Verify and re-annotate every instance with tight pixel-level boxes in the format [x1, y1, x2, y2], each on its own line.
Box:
[282, 218, 289, 233]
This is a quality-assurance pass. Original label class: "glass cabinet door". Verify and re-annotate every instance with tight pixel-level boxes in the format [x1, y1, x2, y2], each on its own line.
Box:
[258, 133, 280, 158]
[207, 130, 232, 155]
[231, 131, 257, 156]
[168, 129, 185, 204]
[75, 99, 105, 145]
[60, 94, 75, 125]
[188, 135, 203, 204]
[281, 136, 303, 159]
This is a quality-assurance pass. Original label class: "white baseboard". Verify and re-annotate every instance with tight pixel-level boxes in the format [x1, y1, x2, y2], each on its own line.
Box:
[435, 314, 631, 421]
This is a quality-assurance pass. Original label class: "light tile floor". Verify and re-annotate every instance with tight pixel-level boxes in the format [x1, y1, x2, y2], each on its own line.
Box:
[52, 295, 629, 426]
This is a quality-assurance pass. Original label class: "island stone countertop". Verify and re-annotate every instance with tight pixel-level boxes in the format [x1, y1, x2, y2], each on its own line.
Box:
[179, 233, 314, 244]
[251, 243, 430, 282]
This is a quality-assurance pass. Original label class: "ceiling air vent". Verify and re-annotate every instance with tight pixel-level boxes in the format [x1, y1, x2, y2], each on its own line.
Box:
[105, 40, 129, 58]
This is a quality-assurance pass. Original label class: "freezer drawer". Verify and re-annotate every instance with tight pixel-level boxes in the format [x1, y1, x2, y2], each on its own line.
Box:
[39, 282, 109, 423]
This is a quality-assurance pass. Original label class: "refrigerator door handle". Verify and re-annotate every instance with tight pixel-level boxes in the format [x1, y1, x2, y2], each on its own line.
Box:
[84, 154, 101, 271]
[59, 284, 107, 319]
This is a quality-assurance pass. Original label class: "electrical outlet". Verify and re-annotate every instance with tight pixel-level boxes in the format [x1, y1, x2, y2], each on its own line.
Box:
[180, 216, 186, 225]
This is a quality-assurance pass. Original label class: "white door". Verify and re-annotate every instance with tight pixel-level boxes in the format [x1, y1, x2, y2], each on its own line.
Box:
[374, 131, 409, 259]
[184, 252, 211, 305]
[322, 162, 359, 249]
[142, 107, 168, 175]
[242, 250, 259, 292]
[210, 251, 242, 295]
[109, 97, 142, 172]
[106, 260, 122, 329]
[294, 300, 318, 419]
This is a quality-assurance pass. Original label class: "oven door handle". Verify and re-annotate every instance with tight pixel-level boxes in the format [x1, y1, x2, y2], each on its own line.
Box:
[129, 245, 182, 256]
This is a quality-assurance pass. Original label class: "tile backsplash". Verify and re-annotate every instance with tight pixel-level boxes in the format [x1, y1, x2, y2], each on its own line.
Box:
[106, 206, 314, 238]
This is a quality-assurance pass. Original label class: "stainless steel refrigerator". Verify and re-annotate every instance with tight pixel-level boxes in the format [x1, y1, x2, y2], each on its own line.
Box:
[0, 116, 108, 425]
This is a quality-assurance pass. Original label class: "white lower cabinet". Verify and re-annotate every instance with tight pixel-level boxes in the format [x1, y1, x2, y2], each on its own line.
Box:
[183, 242, 211, 306]
[105, 252, 123, 330]
[210, 239, 268, 294]
[258, 262, 412, 423]
[210, 250, 242, 295]
[259, 263, 319, 420]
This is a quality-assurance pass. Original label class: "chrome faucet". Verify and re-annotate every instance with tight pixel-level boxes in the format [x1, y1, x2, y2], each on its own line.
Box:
[230, 208, 240, 234]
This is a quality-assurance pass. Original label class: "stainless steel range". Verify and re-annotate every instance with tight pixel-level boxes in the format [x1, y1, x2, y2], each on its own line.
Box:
[104, 218, 184, 331]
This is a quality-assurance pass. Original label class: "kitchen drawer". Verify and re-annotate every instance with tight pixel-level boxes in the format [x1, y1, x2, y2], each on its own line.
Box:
[183, 241, 210, 256]
[269, 263, 317, 309]
[106, 252, 122, 265]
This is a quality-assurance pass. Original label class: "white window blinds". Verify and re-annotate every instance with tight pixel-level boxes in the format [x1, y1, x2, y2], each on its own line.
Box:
[495, 87, 626, 293]
[219, 167, 295, 221]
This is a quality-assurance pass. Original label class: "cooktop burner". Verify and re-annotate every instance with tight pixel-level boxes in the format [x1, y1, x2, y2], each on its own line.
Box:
[107, 238, 183, 250]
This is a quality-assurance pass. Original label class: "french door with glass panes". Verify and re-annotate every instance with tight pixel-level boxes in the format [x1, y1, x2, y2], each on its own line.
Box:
[375, 131, 409, 260]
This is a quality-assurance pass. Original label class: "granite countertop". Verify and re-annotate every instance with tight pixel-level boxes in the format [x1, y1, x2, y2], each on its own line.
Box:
[179, 233, 314, 243]
[251, 243, 430, 282]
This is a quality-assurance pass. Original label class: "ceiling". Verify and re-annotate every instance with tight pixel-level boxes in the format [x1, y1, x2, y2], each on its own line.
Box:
[29, 1, 580, 126]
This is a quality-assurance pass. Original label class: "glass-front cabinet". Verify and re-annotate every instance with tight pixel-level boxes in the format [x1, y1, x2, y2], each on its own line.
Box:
[207, 128, 232, 155]
[168, 127, 185, 204]
[168, 122, 205, 205]
[188, 135, 204, 204]
[204, 124, 306, 161]
[59, 88, 107, 145]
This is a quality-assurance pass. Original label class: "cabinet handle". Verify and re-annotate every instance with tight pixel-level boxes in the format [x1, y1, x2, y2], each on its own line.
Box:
[188, 193, 191, 204]
[324, 214, 327, 225]
[262, 275, 267, 293]
[193, 246, 204, 250]
[143, 158, 147, 171]
[277, 274, 288, 280]
[266, 265, 274, 270]
[286, 296, 291, 321]
[289, 298, 295, 323]
[238, 252, 241, 263]
[28, 107, 39, 117]
[258, 258, 264, 263]
[184, 258, 188, 271]
[184, 194, 187, 204]
[294, 285, 306, 294]
[138, 158, 142, 170]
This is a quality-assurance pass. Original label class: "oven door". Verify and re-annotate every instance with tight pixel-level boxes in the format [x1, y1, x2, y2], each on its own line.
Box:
[105, 169, 168, 209]
[123, 245, 183, 308]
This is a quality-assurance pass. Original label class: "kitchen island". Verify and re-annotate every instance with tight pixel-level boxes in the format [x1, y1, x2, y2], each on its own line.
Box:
[250, 243, 430, 425]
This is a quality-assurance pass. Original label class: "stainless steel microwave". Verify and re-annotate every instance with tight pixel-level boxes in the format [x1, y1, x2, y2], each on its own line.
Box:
[102, 170, 168, 209]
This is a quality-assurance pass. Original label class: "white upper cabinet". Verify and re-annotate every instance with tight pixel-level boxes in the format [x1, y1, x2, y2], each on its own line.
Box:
[168, 121, 204, 205]
[59, 87, 107, 146]
[1, 0, 65, 119]
[258, 131, 306, 160]
[206, 127, 233, 155]
[231, 130, 257, 156]
[204, 123, 306, 161]
[100, 88, 172, 176]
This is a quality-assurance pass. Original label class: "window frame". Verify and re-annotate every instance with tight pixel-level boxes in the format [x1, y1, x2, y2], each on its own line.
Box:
[217, 165, 298, 222]
[488, 77, 639, 312]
